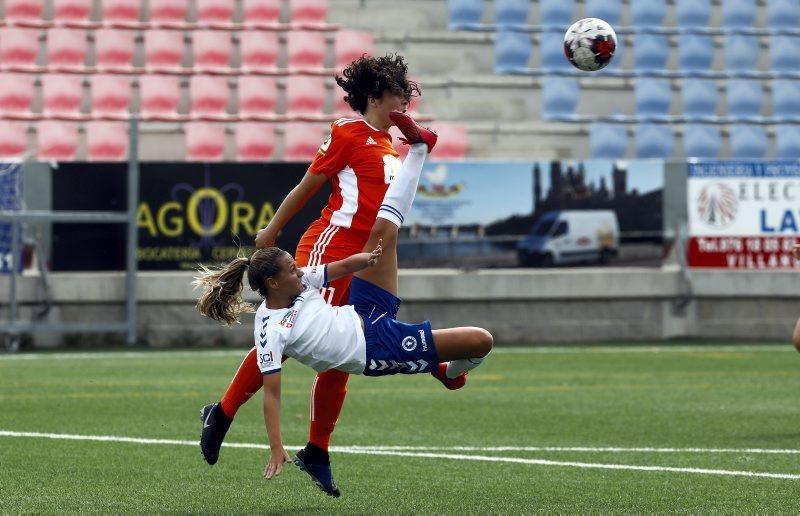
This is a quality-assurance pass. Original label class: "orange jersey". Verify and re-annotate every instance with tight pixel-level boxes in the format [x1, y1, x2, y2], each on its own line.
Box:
[308, 118, 401, 244]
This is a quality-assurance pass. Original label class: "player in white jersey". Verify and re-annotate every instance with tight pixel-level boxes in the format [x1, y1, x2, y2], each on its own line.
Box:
[194, 112, 492, 495]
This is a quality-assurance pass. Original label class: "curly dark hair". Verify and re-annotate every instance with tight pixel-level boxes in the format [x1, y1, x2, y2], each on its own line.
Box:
[335, 54, 421, 114]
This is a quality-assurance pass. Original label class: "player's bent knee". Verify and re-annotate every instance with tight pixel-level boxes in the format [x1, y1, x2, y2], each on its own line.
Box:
[367, 219, 398, 245]
[793, 337, 800, 353]
[471, 327, 493, 357]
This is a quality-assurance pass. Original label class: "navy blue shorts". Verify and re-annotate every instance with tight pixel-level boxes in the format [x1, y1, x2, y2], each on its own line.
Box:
[349, 277, 438, 377]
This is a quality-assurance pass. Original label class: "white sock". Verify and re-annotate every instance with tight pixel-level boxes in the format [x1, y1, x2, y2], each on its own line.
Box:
[446, 356, 486, 378]
[377, 143, 427, 228]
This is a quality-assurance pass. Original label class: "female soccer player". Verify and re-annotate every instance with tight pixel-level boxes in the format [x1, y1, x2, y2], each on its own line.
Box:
[195, 125, 492, 496]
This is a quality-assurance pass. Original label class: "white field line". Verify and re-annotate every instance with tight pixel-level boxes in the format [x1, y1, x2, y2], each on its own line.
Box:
[0, 345, 791, 361]
[1, 430, 799, 481]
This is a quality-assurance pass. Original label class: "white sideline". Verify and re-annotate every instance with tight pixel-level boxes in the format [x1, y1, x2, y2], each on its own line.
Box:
[1, 430, 799, 480]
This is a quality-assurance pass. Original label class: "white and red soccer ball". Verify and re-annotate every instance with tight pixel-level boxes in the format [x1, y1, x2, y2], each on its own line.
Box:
[563, 18, 617, 72]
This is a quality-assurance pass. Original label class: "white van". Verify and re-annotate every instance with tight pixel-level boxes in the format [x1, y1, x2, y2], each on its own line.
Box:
[516, 210, 619, 267]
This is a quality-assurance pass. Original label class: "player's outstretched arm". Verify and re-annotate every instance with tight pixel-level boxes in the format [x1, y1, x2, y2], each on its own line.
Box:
[255, 172, 328, 248]
[325, 239, 383, 283]
[262, 372, 290, 479]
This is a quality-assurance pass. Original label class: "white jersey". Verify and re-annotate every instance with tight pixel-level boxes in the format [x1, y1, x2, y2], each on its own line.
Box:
[254, 265, 366, 376]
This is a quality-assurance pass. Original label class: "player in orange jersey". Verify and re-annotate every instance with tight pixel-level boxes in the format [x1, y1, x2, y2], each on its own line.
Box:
[199, 55, 443, 495]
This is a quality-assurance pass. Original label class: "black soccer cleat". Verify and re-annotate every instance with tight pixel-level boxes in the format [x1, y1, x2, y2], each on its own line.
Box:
[293, 443, 341, 498]
[199, 402, 232, 466]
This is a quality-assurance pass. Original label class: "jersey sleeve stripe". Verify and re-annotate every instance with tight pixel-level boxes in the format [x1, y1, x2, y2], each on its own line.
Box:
[379, 204, 404, 224]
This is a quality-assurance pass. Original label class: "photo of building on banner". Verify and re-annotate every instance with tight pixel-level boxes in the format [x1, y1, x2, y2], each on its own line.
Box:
[687, 161, 800, 269]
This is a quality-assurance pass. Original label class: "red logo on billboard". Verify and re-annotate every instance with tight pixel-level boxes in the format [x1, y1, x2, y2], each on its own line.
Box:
[697, 183, 738, 228]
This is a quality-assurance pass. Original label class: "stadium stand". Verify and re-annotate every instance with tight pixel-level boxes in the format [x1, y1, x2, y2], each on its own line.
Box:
[447, 0, 485, 30]
[635, 123, 674, 158]
[635, 78, 671, 120]
[425, 121, 468, 159]
[767, 0, 800, 27]
[242, 0, 282, 27]
[138, 75, 181, 119]
[585, 0, 622, 27]
[729, 124, 768, 158]
[539, 0, 574, 28]
[632, 34, 669, 72]
[775, 124, 800, 159]
[144, 30, 185, 72]
[722, 0, 757, 28]
[52, 0, 92, 24]
[149, 0, 189, 25]
[239, 30, 279, 72]
[589, 122, 627, 159]
[91, 74, 132, 117]
[289, 0, 329, 26]
[285, 75, 327, 117]
[724, 35, 760, 72]
[184, 121, 226, 161]
[542, 77, 579, 120]
[46, 28, 88, 69]
[675, 0, 712, 28]
[100, 0, 141, 24]
[189, 75, 231, 119]
[283, 121, 327, 160]
[4, 0, 44, 23]
[683, 124, 721, 158]
[681, 79, 719, 121]
[286, 30, 328, 73]
[235, 121, 276, 160]
[494, 30, 531, 74]
[769, 35, 800, 73]
[630, 0, 666, 27]
[772, 80, 800, 121]
[678, 34, 714, 74]
[495, 0, 531, 28]
[37, 120, 79, 160]
[334, 30, 374, 70]
[94, 28, 135, 71]
[42, 73, 83, 118]
[0, 121, 28, 158]
[192, 31, 233, 72]
[0, 73, 34, 116]
[727, 80, 763, 120]
[0, 28, 41, 69]
[86, 120, 128, 161]
[195, 0, 236, 25]
[237, 76, 279, 118]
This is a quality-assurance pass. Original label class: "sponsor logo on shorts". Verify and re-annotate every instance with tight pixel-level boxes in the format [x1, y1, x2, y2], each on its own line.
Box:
[259, 351, 274, 367]
[401, 336, 417, 352]
[419, 330, 428, 352]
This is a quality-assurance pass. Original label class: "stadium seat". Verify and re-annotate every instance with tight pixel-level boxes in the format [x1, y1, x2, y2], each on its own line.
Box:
[635, 78, 671, 119]
[495, 0, 531, 28]
[721, 0, 756, 28]
[767, 0, 800, 28]
[681, 79, 718, 119]
[683, 124, 720, 158]
[334, 31, 374, 70]
[138, 75, 181, 119]
[86, 121, 128, 161]
[94, 28, 135, 71]
[429, 122, 468, 159]
[727, 80, 763, 119]
[678, 34, 714, 73]
[635, 123, 673, 158]
[4, 0, 44, 23]
[630, 0, 665, 27]
[289, 0, 328, 25]
[448, 0, 485, 30]
[538, 0, 574, 28]
[285, 75, 327, 116]
[239, 30, 279, 72]
[0, 121, 29, 158]
[283, 121, 326, 160]
[495, 30, 532, 73]
[589, 122, 627, 159]
[539, 29, 570, 71]
[772, 80, 800, 120]
[196, 0, 235, 25]
[184, 122, 226, 161]
[0, 28, 40, 70]
[52, 0, 92, 23]
[585, 0, 622, 27]
[243, 0, 282, 26]
[237, 76, 278, 118]
[0, 74, 34, 115]
[101, 0, 141, 24]
[541, 77, 579, 120]
[90, 74, 131, 117]
[192, 31, 232, 72]
[724, 35, 760, 72]
[144, 30, 185, 72]
[633, 34, 669, 72]
[769, 36, 800, 73]
[189, 75, 230, 117]
[675, 0, 711, 28]
[729, 125, 767, 159]
[42, 74, 84, 118]
[47, 29, 88, 69]
[235, 122, 276, 161]
[776, 124, 800, 159]
[286, 31, 327, 72]
[37, 121, 78, 161]
[149, 0, 188, 25]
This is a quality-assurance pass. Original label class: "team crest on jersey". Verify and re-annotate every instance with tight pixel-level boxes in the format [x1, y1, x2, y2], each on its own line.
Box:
[383, 154, 401, 184]
[318, 134, 332, 154]
[280, 310, 298, 328]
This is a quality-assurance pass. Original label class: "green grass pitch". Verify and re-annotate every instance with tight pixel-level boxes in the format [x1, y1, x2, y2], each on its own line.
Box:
[2, 343, 800, 513]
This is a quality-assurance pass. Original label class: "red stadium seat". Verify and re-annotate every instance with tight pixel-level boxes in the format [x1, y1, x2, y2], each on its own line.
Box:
[0, 28, 41, 69]
[283, 121, 326, 160]
[243, 0, 282, 26]
[237, 76, 278, 117]
[190, 75, 230, 117]
[100, 0, 141, 24]
[139, 75, 181, 119]
[235, 122, 276, 160]
[286, 30, 327, 72]
[37, 121, 78, 161]
[285, 75, 326, 116]
[42, 74, 84, 118]
[149, 0, 188, 25]
[185, 122, 226, 161]
[0, 74, 35, 115]
[144, 30, 185, 72]
[334, 30, 374, 70]
[0, 121, 29, 158]
[4, 0, 44, 23]
[90, 74, 131, 117]
[333, 94, 359, 118]
[86, 121, 128, 160]
[94, 28, 135, 71]
[47, 29, 88, 69]
[52, 0, 92, 23]
[431, 122, 468, 159]
[239, 30, 279, 72]
[196, 0, 235, 25]
[192, 31, 232, 72]
[290, 0, 328, 25]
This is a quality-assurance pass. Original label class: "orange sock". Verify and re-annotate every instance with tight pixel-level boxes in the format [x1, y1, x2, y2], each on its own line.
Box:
[308, 369, 350, 451]
[219, 347, 263, 419]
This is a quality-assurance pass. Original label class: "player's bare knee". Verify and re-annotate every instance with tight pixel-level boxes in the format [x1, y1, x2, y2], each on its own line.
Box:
[472, 327, 493, 357]
[793, 336, 800, 353]
[368, 220, 397, 246]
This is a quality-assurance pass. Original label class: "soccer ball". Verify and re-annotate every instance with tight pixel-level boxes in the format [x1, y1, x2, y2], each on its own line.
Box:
[563, 18, 617, 72]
